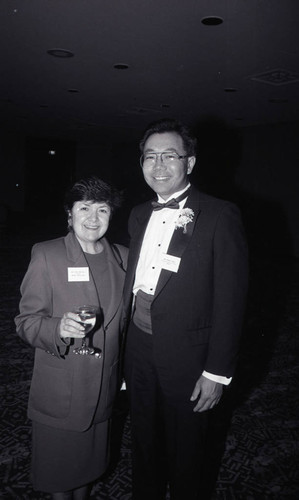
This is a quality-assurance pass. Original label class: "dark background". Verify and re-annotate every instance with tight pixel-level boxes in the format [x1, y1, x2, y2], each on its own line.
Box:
[0, 2, 299, 498]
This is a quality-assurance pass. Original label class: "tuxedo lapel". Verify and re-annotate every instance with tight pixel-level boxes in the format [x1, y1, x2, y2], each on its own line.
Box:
[123, 203, 152, 310]
[102, 239, 126, 328]
[154, 187, 201, 299]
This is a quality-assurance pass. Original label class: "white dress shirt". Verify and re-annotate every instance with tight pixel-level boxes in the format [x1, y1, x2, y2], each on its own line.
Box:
[133, 185, 190, 296]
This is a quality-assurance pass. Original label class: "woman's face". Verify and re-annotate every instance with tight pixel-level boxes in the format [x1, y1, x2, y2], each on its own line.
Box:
[69, 200, 111, 250]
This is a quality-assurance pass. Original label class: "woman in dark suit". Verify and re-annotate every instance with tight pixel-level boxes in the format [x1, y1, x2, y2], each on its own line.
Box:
[15, 176, 128, 500]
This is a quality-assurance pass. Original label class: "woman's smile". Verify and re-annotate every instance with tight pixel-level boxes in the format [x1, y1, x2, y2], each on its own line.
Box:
[69, 200, 111, 253]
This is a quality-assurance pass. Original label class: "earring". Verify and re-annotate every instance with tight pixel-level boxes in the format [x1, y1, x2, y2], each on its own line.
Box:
[67, 212, 73, 231]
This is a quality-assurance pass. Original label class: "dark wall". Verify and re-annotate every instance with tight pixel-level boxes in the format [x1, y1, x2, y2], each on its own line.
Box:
[1, 120, 298, 255]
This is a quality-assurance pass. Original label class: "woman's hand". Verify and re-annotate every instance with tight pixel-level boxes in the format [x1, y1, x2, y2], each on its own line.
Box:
[59, 312, 86, 340]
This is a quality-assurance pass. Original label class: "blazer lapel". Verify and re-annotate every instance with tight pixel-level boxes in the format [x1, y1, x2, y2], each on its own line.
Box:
[64, 231, 102, 309]
[65, 232, 125, 328]
[154, 187, 201, 299]
[65, 231, 84, 262]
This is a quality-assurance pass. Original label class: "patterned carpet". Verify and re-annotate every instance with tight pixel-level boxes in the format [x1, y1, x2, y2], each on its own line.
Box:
[1, 228, 299, 499]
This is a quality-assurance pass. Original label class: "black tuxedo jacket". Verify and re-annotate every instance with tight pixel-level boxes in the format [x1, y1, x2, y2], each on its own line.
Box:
[124, 186, 248, 402]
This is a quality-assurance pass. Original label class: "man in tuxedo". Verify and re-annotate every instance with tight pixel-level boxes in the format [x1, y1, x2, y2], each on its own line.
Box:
[123, 119, 248, 500]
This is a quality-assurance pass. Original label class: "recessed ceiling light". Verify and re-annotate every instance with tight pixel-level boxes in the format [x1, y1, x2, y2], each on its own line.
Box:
[114, 63, 129, 70]
[201, 16, 223, 26]
[47, 49, 74, 58]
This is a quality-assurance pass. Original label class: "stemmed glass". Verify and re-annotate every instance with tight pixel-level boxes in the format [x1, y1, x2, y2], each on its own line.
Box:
[72, 305, 98, 356]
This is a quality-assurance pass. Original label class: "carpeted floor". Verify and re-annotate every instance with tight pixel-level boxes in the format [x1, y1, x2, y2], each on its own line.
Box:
[1, 228, 299, 499]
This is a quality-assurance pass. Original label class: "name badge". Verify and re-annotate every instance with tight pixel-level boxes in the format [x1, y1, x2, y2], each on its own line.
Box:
[68, 267, 90, 282]
[160, 253, 181, 273]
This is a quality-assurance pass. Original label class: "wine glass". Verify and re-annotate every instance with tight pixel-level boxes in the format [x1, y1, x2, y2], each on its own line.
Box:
[72, 305, 98, 356]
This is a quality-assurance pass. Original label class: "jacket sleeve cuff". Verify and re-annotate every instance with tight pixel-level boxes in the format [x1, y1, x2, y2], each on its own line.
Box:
[55, 325, 71, 356]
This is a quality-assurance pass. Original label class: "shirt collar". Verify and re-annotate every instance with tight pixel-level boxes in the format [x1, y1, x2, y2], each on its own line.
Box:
[157, 183, 191, 203]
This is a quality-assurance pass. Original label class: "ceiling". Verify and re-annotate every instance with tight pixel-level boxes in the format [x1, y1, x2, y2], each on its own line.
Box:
[1, 0, 298, 144]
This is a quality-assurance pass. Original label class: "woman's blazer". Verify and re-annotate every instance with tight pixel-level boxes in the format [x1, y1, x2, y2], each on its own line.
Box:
[124, 186, 248, 401]
[15, 231, 128, 432]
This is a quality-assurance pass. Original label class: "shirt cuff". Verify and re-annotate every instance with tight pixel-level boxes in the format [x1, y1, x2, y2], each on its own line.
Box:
[202, 370, 232, 386]
[56, 332, 71, 346]
[55, 324, 71, 356]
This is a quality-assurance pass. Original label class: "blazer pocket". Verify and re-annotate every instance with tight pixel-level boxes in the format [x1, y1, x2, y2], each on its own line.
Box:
[29, 363, 73, 419]
[185, 327, 211, 345]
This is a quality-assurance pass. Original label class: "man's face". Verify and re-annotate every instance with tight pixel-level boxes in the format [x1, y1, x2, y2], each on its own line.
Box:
[141, 132, 195, 200]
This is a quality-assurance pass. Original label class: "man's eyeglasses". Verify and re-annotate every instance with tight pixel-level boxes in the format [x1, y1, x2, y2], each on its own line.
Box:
[140, 151, 188, 167]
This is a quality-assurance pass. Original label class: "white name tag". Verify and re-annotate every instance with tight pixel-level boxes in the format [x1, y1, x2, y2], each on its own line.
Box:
[68, 267, 90, 282]
[160, 253, 181, 273]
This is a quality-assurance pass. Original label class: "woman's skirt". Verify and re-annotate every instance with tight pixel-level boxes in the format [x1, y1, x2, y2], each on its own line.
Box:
[31, 419, 109, 493]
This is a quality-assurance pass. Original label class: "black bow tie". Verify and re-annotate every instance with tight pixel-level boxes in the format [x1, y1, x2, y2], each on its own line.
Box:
[152, 199, 179, 210]
[151, 188, 191, 211]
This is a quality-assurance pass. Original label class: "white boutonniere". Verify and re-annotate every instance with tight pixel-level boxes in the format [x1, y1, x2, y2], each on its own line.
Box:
[174, 208, 194, 233]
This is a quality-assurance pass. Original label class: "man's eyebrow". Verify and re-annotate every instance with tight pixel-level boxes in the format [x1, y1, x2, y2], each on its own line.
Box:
[144, 148, 178, 152]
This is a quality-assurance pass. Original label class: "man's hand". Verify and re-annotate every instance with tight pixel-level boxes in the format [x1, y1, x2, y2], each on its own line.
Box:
[190, 375, 223, 412]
